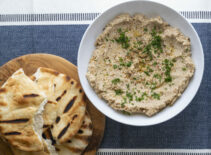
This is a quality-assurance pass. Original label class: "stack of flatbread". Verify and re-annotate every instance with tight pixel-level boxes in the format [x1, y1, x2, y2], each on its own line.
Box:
[0, 67, 93, 155]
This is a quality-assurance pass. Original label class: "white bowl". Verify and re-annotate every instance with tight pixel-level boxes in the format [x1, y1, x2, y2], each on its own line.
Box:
[78, 0, 204, 126]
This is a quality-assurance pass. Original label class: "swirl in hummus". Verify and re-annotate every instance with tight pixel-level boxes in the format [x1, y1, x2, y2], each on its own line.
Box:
[86, 14, 195, 116]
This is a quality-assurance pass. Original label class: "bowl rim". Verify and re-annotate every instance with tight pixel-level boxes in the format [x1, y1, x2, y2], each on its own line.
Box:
[77, 0, 204, 126]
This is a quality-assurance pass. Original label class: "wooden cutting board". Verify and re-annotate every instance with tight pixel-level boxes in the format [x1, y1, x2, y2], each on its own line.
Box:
[0, 53, 105, 155]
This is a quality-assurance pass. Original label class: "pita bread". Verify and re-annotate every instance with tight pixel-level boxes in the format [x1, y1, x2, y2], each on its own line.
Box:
[42, 100, 58, 132]
[55, 111, 93, 155]
[31, 67, 86, 143]
[0, 69, 47, 152]
[11, 139, 57, 155]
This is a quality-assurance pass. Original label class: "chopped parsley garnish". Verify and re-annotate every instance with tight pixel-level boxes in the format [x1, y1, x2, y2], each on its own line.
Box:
[154, 73, 162, 81]
[115, 28, 130, 49]
[137, 41, 143, 45]
[147, 66, 153, 72]
[126, 84, 130, 89]
[121, 96, 127, 107]
[151, 92, 160, 100]
[112, 78, 121, 84]
[122, 110, 131, 115]
[143, 44, 153, 60]
[126, 92, 133, 101]
[126, 61, 132, 67]
[150, 82, 157, 90]
[144, 71, 150, 76]
[182, 67, 187, 71]
[135, 96, 143, 102]
[119, 58, 132, 67]
[136, 92, 148, 102]
[145, 81, 149, 85]
[163, 59, 174, 82]
[153, 61, 158, 66]
[113, 64, 118, 69]
[115, 89, 123, 95]
[172, 58, 177, 62]
[151, 28, 163, 53]
[119, 57, 123, 62]
[140, 92, 148, 101]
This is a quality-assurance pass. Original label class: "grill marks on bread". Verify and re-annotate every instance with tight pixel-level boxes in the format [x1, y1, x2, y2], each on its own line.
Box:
[23, 94, 39, 98]
[4, 132, 21, 136]
[55, 112, 93, 155]
[0, 69, 46, 152]
[63, 96, 77, 113]
[32, 67, 86, 144]
[57, 123, 70, 140]
[56, 90, 67, 102]
[0, 119, 29, 124]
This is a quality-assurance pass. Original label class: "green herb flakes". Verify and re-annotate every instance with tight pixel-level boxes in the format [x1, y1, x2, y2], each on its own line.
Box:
[113, 64, 118, 69]
[112, 78, 121, 84]
[115, 89, 123, 95]
[151, 92, 160, 100]
[182, 67, 187, 71]
[163, 59, 173, 82]
[126, 92, 133, 101]
[115, 28, 130, 49]
[122, 110, 131, 115]
[126, 61, 132, 67]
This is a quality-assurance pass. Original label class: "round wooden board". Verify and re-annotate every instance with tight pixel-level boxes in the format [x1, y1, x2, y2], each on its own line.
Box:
[0, 53, 105, 155]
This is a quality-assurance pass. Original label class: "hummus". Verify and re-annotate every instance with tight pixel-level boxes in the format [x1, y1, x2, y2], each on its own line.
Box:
[86, 14, 195, 116]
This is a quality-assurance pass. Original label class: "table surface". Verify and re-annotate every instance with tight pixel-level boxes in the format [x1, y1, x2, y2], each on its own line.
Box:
[0, 0, 210, 155]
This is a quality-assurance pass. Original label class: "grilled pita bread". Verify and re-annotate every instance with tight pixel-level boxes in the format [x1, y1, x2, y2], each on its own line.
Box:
[11, 139, 57, 155]
[31, 67, 86, 143]
[0, 69, 47, 152]
[55, 111, 93, 155]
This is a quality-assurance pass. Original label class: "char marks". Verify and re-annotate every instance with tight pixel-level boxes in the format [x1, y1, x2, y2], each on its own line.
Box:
[23, 94, 39, 98]
[0, 119, 29, 123]
[57, 123, 70, 139]
[4, 132, 21, 136]
[63, 96, 77, 113]
[56, 116, 60, 123]
[56, 90, 67, 102]
[78, 129, 83, 134]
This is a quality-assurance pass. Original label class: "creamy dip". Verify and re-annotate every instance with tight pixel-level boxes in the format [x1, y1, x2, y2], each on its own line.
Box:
[86, 14, 195, 116]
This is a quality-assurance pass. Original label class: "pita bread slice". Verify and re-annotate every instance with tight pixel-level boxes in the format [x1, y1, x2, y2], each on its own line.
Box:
[31, 67, 86, 143]
[11, 139, 57, 155]
[55, 111, 93, 155]
[0, 69, 47, 152]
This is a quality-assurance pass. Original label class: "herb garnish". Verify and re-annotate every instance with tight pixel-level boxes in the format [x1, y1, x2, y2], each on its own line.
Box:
[126, 92, 133, 101]
[182, 67, 187, 71]
[153, 61, 158, 66]
[126, 61, 132, 67]
[122, 110, 131, 115]
[163, 59, 173, 82]
[151, 92, 160, 100]
[115, 89, 123, 95]
[154, 73, 162, 81]
[115, 28, 130, 49]
[112, 78, 121, 84]
[142, 27, 163, 60]
[113, 64, 118, 69]
[135, 92, 147, 101]
[144, 71, 150, 76]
